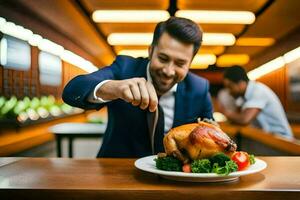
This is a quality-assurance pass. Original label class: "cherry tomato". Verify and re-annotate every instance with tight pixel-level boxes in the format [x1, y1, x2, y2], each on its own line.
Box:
[231, 151, 250, 171]
[182, 164, 191, 173]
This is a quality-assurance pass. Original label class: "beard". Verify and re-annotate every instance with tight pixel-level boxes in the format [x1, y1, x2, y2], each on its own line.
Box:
[151, 71, 176, 96]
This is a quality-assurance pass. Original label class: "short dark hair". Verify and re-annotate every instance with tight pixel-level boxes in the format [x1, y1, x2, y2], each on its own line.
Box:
[151, 17, 202, 56]
[224, 65, 249, 83]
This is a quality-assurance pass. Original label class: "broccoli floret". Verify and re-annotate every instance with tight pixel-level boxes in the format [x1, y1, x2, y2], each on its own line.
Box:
[212, 160, 238, 175]
[155, 156, 182, 171]
[209, 153, 230, 167]
[249, 154, 256, 165]
[191, 159, 211, 173]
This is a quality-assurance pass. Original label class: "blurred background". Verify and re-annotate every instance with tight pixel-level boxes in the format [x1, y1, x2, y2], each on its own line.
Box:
[1, 0, 300, 158]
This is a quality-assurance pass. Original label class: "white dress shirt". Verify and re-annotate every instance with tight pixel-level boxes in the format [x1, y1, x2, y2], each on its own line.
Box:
[242, 81, 293, 138]
[89, 62, 177, 133]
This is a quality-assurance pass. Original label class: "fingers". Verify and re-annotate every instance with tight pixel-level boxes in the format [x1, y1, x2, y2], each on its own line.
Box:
[121, 86, 134, 103]
[137, 81, 150, 110]
[119, 78, 158, 111]
[130, 83, 141, 106]
[146, 82, 158, 112]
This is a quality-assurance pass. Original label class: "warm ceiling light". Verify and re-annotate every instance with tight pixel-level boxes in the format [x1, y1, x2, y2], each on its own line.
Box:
[247, 57, 285, 80]
[61, 50, 98, 73]
[199, 46, 225, 55]
[92, 10, 170, 23]
[118, 49, 148, 57]
[236, 37, 275, 46]
[108, 33, 153, 45]
[38, 39, 64, 57]
[28, 34, 43, 46]
[108, 33, 235, 46]
[0, 16, 98, 73]
[202, 33, 235, 46]
[283, 46, 300, 63]
[0, 21, 33, 41]
[190, 64, 209, 69]
[117, 50, 216, 67]
[217, 54, 250, 67]
[192, 54, 216, 66]
[247, 46, 300, 80]
[175, 10, 255, 24]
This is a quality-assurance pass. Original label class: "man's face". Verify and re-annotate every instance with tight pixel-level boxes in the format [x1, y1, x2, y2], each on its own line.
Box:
[223, 78, 243, 98]
[149, 32, 194, 96]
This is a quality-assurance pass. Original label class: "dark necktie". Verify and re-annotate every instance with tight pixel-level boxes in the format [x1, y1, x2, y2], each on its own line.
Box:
[154, 105, 165, 154]
[147, 104, 165, 154]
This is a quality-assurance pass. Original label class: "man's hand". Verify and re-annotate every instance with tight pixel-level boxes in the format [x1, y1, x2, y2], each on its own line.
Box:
[96, 78, 158, 112]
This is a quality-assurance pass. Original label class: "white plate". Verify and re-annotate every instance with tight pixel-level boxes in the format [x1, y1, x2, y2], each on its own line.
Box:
[135, 155, 267, 182]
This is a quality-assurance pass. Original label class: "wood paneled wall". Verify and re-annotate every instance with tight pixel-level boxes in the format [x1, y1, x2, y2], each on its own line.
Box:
[62, 62, 87, 87]
[257, 66, 287, 108]
[257, 64, 300, 113]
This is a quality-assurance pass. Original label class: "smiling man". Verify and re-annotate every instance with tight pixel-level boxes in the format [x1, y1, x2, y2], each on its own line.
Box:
[62, 17, 214, 158]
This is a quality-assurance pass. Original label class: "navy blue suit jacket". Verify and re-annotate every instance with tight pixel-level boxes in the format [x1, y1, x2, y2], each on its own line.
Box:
[62, 56, 213, 158]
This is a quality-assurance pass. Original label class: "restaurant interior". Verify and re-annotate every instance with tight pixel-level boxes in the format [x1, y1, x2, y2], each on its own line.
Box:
[1, 0, 300, 199]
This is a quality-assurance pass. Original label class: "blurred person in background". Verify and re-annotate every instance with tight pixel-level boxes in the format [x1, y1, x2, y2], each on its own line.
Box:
[62, 17, 214, 158]
[219, 65, 293, 139]
[216, 88, 243, 113]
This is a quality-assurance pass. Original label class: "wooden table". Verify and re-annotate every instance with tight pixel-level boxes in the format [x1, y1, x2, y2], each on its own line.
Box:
[0, 157, 299, 199]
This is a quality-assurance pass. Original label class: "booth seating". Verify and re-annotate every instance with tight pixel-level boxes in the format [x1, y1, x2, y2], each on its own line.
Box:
[49, 123, 106, 158]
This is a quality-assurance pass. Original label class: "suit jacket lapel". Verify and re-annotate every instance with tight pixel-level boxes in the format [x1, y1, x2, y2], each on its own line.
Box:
[136, 58, 149, 78]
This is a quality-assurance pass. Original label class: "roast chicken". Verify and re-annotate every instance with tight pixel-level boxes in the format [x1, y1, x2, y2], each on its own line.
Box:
[163, 121, 237, 163]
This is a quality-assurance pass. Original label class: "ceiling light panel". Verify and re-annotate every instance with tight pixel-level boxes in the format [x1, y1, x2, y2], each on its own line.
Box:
[192, 54, 217, 66]
[92, 10, 170, 23]
[283, 46, 300, 63]
[247, 57, 285, 80]
[217, 54, 250, 67]
[175, 10, 255, 24]
[108, 33, 235, 46]
[118, 49, 148, 57]
[199, 46, 225, 55]
[202, 33, 236, 46]
[236, 37, 275, 46]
